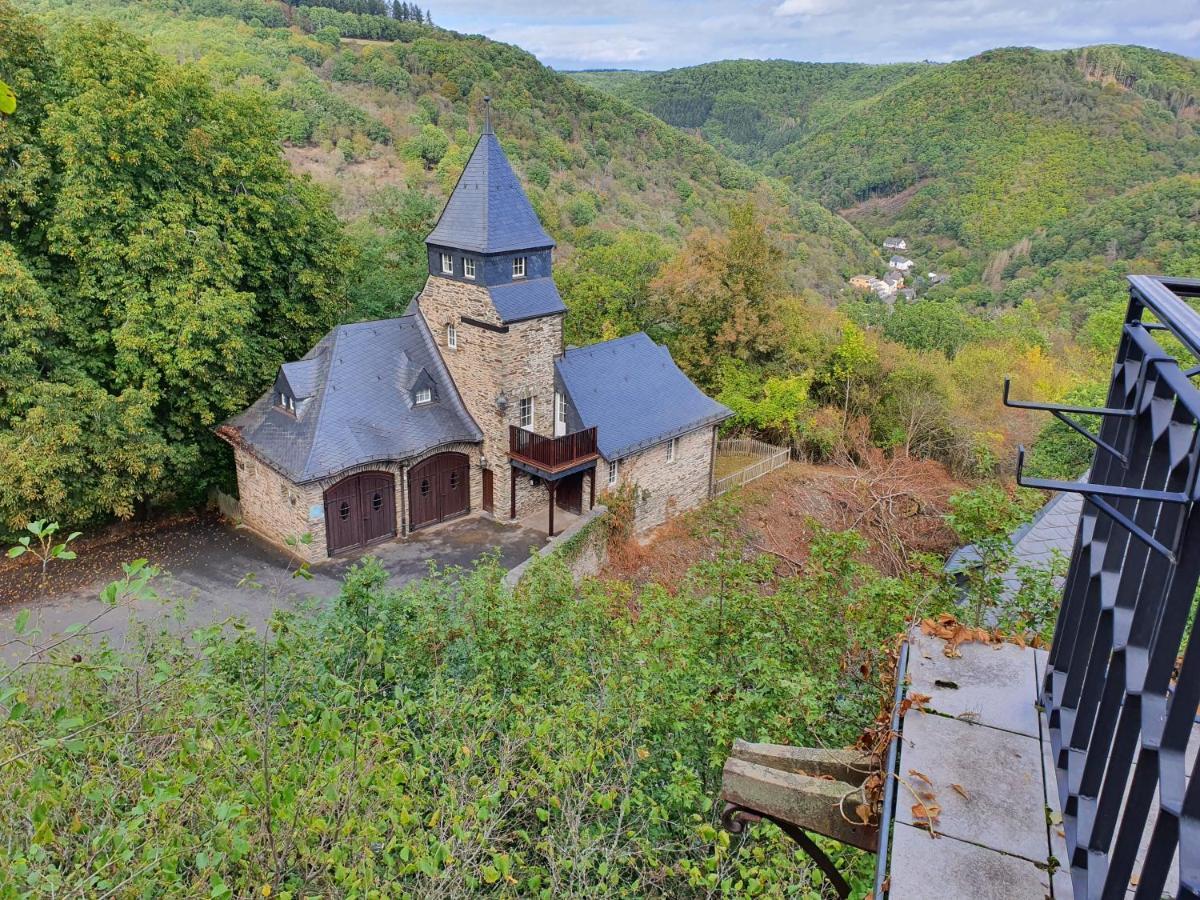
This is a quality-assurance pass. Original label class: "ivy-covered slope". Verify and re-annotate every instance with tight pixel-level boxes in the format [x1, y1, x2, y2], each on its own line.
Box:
[18, 0, 876, 296]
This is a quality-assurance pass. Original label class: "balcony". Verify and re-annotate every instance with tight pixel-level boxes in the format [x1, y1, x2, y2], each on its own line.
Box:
[508, 425, 599, 476]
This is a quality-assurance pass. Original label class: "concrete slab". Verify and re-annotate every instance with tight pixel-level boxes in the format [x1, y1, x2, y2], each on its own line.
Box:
[888, 822, 1052, 900]
[898, 711, 1048, 862]
[908, 631, 1041, 738]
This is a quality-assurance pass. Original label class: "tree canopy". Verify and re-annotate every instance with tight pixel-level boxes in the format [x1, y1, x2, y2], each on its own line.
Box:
[0, 3, 350, 532]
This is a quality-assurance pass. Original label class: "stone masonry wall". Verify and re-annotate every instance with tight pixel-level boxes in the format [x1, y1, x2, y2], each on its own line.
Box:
[605, 425, 717, 532]
[418, 276, 562, 523]
[234, 443, 483, 563]
[232, 447, 324, 563]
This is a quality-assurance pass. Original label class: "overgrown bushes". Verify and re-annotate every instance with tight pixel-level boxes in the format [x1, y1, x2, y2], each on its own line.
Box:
[0, 525, 943, 895]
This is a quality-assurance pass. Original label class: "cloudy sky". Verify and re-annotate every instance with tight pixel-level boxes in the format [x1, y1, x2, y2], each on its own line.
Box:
[427, 0, 1199, 70]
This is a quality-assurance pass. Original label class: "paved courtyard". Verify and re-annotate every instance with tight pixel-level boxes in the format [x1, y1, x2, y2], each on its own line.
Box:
[0, 513, 546, 661]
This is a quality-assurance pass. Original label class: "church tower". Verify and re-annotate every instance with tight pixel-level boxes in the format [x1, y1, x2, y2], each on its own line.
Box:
[417, 100, 566, 521]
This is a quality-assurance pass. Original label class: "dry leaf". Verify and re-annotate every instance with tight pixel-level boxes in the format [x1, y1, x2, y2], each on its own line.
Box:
[908, 769, 932, 785]
[951, 783, 969, 800]
[855, 803, 872, 825]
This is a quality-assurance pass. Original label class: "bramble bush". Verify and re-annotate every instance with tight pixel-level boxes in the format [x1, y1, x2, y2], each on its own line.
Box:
[0, 525, 942, 896]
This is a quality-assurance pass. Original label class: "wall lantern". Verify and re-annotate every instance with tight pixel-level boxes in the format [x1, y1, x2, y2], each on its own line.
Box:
[495, 390, 508, 412]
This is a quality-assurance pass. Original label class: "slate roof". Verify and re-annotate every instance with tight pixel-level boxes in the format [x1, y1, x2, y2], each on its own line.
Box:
[889, 255, 913, 267]
[222, 312, 482, 484]
[424, 132, 555, 255]
[556, 332, 732, 460]
[488, 277, 567, 324]
[945, 488, 1083, 602]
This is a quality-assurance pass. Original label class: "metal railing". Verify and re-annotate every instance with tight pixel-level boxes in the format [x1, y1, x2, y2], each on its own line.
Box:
[1008, 275, 1200, 899]
[508, 425, 598, 473]
[713, 437, 790, 496]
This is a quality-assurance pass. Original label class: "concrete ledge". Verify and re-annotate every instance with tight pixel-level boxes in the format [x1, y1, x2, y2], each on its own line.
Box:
[503, 504, 607, 589]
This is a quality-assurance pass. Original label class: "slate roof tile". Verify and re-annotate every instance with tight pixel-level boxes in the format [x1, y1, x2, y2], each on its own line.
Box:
[556, 332, 731, 460]
[223, 310, 481, 483]
[425, 133, 554, 255]
[488, 277, 566, 323]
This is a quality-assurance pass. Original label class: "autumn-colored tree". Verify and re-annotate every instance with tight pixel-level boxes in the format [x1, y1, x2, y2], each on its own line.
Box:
[648, 204, 788, 387]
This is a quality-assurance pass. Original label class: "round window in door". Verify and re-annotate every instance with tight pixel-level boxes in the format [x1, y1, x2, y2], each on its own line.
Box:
[323, 471, 396, 557]
[408, 452, 470, 530]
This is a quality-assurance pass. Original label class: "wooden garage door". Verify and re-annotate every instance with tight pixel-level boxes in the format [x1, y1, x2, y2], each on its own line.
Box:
[324, 471, 396, 556]
[408, 452, 470, 531]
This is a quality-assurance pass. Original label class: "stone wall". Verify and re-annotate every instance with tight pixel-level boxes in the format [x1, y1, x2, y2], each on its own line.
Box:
[418, 277, 563, 522]
[232, 447, 324, 563]
[233, 442, 484, 563]
[503, 504, 609, 590]
[606, 425, 717, 532]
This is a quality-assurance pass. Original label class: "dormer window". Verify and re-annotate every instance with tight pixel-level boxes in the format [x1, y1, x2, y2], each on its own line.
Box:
[440, 252, 453, 275]
[415, 387, 432, 405]
[446, 323, 457, 350]
[277, 391, 295, 413]
[463, 258, 476, 280]
[512, 256, 526, 278]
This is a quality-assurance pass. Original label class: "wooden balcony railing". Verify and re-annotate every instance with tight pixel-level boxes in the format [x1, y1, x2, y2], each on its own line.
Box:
[509, 425, 598, 474]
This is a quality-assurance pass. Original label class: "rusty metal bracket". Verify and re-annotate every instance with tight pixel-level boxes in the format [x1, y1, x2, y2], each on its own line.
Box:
[722, 802, 851, 899]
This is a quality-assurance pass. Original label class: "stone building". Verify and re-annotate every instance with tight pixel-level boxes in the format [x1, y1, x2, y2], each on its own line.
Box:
[219, 109, 731, 561]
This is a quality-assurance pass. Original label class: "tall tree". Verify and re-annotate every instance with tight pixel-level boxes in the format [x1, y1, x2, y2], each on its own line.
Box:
[0, 5, 352, 532]
[648, 204, 788, 387]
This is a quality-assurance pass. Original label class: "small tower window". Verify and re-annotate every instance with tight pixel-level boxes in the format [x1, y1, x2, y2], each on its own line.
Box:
[415, 387, 432, 405]
[519, 396, 534, 429]
[607, 458, 620, 487]
[463, 258, 476, 280]
[278, 392, 295, 413]
[512, 256, 526, 278]
[446, 323, 457, 349]
[667, 437, 678, 463]
[440, 252, 453, 274]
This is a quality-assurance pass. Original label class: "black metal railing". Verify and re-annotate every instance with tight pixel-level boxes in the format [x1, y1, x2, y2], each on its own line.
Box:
[508, 425, 598, 473]
[1008, 275, 1200, 899]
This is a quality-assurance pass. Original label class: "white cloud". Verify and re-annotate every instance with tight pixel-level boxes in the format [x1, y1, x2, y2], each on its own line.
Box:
[428, 0, 1198, 70]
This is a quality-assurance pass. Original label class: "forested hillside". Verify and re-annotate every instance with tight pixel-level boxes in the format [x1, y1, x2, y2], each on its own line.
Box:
[571, 60, 928, 165]
[577, 47, 1200, 272]
[17, 0, 875, 301]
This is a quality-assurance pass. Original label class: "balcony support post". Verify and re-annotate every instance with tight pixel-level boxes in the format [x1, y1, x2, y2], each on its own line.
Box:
[510, 467, 516, 520]
[548, 481, 557, 537]
[589, 467, 595, 510]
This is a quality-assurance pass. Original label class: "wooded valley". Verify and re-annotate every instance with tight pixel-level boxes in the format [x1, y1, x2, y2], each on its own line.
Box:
[0, 0, 1196, 893]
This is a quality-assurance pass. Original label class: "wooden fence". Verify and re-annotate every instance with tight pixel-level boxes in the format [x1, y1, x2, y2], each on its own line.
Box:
[712, 437, 791, 496]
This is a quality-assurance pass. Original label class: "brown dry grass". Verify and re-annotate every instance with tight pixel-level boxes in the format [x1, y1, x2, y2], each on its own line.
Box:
[608, 455, 963, 588]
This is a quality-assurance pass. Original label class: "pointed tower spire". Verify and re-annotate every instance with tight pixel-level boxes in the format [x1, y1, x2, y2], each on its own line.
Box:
[423, 98, 555, 255]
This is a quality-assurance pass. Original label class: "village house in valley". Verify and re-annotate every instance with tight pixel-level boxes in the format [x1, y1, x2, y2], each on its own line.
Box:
[219, 110, 731, 562]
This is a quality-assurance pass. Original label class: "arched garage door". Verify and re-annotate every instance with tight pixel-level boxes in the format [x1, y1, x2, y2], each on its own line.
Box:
[408, 452, 470, 530]
[324, 471, 396, 556]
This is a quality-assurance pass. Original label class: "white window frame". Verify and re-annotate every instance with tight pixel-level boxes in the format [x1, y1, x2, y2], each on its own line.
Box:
[415, 387, 432, 405]
[446, 323, 457, 350]
[554, 391, 567, 436]
[667, 436, 677, 463]
[512, 256, 526, 278]
[463, 257, 476, 280]
[519, 396, 534, 430]
[607, 458, 619, 487]
[440, 252, 453, 275]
